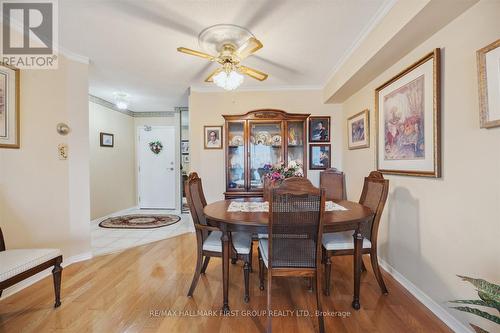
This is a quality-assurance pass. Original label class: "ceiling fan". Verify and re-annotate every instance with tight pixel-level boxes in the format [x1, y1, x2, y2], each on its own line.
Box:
[177, 24, 268, 90]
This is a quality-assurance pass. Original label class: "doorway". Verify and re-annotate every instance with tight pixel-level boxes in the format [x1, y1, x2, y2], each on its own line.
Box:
[137, 125, 176, 209]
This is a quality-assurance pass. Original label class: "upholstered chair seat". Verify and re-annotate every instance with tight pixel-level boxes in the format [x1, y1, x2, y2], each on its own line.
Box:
[202, 231, 252, 254]
[0, 249, 61, 282]
[322, 231, 371, 251]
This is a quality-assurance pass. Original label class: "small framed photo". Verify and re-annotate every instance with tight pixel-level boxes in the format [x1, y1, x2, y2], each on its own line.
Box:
[100, 132, 114, 147]
[477, 39, 500, 129]
[204, 125, 223, 149]
[182, 155, 190, 163]
[309, 116, 330, 142]
[0, 63, 20, 149]
[181, 140, 189, 154]
[309, 144, 331, 170]
[347, 110, 370, 149]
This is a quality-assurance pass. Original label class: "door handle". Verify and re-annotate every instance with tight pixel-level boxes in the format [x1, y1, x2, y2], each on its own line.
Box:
[169, 168, 174, 171]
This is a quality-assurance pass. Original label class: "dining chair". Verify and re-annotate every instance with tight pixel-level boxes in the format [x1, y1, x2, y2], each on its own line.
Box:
[322, 171, 389, 296]
[258, 178, 326, 333]
[319, 168, 346, 201]
[185, 172, 253, 302]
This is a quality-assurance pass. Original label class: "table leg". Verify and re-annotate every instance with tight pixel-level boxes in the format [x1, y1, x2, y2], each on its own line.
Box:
[221, 225, 230, 313]
[352, 230, 362, 310]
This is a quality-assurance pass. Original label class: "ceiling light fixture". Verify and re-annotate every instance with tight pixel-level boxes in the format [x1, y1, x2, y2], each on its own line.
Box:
[213, 63, 244, 91]
[113, 92, 129, 110]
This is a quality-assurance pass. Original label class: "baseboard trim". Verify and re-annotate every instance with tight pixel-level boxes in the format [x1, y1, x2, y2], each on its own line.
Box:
[0, 251, 93, 300]
[378, 258, 471, 333]
[91, 206, 139, 224]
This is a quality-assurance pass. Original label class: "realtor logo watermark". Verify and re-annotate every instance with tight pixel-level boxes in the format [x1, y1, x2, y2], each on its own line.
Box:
[1, 0, 58, 69]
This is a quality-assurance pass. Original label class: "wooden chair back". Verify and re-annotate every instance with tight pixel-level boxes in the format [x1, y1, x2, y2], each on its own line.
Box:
[185, 172, 210, 241]
[268, 179, 325, 270]
[0, 227, 5, 251]
[320, 168, 346, 200]
[359, 171, 389, 245]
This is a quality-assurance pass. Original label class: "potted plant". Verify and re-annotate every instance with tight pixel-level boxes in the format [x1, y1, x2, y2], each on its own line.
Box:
[449, 275, 499, 333]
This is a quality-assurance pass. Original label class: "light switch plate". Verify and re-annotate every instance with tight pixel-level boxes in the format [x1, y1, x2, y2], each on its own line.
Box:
[58, 143, 68, 160]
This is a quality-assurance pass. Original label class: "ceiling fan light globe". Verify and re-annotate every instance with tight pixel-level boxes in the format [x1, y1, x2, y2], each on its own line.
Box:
[213, 70, 244, 91]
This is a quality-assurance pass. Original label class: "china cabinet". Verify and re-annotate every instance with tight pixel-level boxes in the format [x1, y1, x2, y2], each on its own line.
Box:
[223, 109, 309, 199]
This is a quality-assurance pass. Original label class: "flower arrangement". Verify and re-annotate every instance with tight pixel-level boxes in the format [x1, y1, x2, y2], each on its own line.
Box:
[263, 160, 304, 181]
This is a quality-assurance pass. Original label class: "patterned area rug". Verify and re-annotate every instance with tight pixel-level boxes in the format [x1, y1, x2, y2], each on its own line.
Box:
[99, 214, 181, 229]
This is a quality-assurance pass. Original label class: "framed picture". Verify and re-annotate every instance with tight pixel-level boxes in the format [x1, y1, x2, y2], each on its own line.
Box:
[100, 132, 114, 147]
[181, 140, 189, 154]
[375, 48, 441, 177]
[477, 39, 500, 129]
[309, 116, 330, 142]
[204, 125, 223, 149]
[0, 63, 20, 149]
[347, 109, 370, 149]
[309, 144, 330, 170]
[182, 155, 190, 163]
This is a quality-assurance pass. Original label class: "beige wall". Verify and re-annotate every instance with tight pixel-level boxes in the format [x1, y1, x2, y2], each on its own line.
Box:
[0, 56, 90, 259]
[189, 89, 342, 203]
[89, 102, 136, 219]
[341, 1, 499, 331]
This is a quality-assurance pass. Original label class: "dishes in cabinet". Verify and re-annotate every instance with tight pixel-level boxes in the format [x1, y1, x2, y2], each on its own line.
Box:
[271, 135, 282, 147]
[255, 131, 271, 145]
[230, 135, 244, 146]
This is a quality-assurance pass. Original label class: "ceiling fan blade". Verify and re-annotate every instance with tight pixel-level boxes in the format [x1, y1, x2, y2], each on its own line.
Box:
[239, 66, 268, 81]
[177, 47, 216, 61]
[237, 37, 263, 59]
[205, 68, 223, 82]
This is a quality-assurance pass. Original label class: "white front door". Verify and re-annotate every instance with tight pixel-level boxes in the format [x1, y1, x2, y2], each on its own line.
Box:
[138, 126, 176, 209]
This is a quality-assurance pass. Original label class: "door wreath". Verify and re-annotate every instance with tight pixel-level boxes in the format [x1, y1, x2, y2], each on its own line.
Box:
[149, 140, 163, 155]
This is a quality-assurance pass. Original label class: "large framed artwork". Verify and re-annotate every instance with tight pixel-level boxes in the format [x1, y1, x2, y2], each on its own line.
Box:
[347, 109, 369, 150]
[308, 116, 330, 142]
[309, 144, 330, 170]
[204, 125, 223, 149]
[375, 49, 441, 177]
[477, 39, 500, 129]
[0, 63, 20, 149]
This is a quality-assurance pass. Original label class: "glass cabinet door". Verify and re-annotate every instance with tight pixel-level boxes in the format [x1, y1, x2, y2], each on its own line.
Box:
[287, 121, 305, 166]
[249, 121, 283, 190]
[227, 122, 246, 191]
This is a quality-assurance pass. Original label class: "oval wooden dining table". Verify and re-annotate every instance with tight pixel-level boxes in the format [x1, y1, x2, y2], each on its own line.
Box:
[203, 197, 374, 312]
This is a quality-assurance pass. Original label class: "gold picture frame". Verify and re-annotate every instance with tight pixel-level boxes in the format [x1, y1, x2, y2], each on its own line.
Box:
[477, 39, 500, 129]
[347, 109, 370, 150]
[0, 63, 20, 149]
[375, 49, 441, 177]
[204, 125, 223, 149]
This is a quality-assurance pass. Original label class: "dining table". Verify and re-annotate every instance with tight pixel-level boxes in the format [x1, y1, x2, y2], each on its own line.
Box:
[203, 197, 374, 312]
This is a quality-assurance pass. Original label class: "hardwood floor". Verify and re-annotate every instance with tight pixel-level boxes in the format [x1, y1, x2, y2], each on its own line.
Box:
[0, 233, 451, 333]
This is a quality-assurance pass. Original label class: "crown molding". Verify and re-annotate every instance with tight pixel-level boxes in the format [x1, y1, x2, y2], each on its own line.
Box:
[322, 0, 397, 86]
[190, 84, 323, 93]
[59, 47, 90, 65]
[89, 95, 179, 117]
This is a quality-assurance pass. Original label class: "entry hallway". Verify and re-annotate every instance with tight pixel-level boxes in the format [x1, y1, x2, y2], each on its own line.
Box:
[0, 233, 451, 333]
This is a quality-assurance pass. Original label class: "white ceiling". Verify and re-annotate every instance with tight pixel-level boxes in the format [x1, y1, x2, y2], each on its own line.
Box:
[60, 0, 389, 112]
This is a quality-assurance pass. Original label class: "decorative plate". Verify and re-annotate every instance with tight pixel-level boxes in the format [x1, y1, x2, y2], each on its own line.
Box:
[231, 135, 244, 146]
[255, 131, 271, 145]
[271, 135, 282, 146]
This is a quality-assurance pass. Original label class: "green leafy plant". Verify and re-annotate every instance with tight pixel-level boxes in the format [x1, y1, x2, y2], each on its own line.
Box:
[450, 275, 500, 333]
